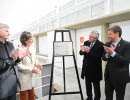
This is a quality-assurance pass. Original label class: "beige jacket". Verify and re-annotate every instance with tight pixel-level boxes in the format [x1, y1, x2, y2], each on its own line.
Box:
[17, 45, 40, 91]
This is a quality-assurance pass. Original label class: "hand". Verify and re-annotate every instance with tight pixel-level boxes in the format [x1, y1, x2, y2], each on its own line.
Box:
[37, 65, 43, 70]
[11, 49, 19, 61]
[80, 45, 85, 52]
[84, 46, 90, 53]
[19, 49, 29, 59]
[103, 45, 115, 56]
[32, 68, 40, 74]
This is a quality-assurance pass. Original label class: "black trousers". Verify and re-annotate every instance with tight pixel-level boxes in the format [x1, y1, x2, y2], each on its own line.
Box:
[85, 77, 101, 100]
[0, 95, 16, 100]
[105, 79, 126, 100]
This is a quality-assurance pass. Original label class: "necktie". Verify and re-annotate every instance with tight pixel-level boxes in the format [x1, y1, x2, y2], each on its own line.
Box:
[90, 43, 93, 49]
[112, 43, 116, 47]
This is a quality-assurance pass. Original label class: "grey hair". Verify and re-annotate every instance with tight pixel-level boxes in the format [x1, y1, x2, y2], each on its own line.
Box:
[91, 30, 99, 39]
[0, 23, 9, 29]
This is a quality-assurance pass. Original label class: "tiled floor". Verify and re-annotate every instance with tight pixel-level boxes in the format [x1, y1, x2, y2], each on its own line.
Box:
[43, 67, 130, 100]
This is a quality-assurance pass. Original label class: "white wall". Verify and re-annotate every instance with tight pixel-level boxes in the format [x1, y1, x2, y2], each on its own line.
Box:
[12, 39, 20, 49]
[40, 20, 130, 68]
[47, 31, 54, 63]
[29, 20, 130, 68]
[113, 0, 130, 12]
[76, 26, 101, 68]
[64, 30, 76, 68]
[109, 20, 130, 41]
[39, 36, 48, 55]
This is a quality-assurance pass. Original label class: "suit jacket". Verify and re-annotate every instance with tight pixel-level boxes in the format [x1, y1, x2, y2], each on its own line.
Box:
[102, 39, 130, 84]
[0, 41, 20, 99]
[79, 40, 104, 82]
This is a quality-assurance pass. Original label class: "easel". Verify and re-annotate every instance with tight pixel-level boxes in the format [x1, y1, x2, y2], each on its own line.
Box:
[48, 30, 83, 100]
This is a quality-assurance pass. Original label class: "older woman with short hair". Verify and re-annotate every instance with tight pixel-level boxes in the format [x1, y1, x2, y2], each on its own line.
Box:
[17, 31, 42, 100]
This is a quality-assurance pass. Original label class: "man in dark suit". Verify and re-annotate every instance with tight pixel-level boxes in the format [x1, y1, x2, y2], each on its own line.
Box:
[102, 25, 130, 100]
[79, 31, 104, 100]
[0, 23, 22, 100]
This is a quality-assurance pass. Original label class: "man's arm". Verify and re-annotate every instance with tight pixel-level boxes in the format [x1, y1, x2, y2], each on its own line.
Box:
[0, 58, 15, 74]
[112, 43, 130, 65]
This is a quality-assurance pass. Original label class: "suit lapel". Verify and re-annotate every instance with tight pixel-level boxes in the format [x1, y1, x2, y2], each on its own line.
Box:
[114, 39, 123, 52]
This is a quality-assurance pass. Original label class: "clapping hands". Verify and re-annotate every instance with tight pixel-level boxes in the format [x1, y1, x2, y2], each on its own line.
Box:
[103, 45, 116, 56]
[18, 48, 29, 59]
[80, 45, 90, 53]
[11, 45, 30, 61]
[11, 48, 20, 61]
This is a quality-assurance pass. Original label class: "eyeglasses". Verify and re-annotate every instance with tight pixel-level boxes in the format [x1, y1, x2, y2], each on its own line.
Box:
[89, 36, 95, 38]
[26, 38, 33, 43]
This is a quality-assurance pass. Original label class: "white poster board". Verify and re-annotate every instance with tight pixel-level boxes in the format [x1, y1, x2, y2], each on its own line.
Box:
[54, 42, 73, 56]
